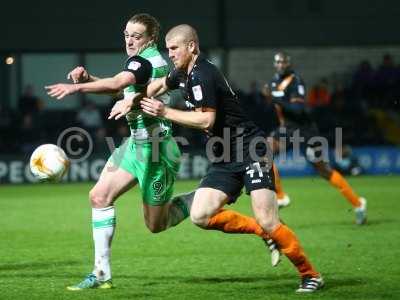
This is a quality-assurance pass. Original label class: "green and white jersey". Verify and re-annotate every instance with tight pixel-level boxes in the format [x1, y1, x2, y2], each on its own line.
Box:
[123, 46, 172, 141]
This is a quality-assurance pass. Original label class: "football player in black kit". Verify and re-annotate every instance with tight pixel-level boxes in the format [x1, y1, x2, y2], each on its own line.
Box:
[139, 25, 323, 293]
[263, 52, 367, 225]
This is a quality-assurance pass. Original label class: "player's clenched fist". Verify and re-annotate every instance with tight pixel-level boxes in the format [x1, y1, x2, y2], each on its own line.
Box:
[67, 66, 89, 83]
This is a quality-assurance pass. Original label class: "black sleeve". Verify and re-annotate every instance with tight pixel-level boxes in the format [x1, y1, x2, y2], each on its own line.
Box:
[289, 76, 306, 99]
[123, 56, 152, 85]
[273, 77, 308, 120]
[190, 70, 217, 110]
[274, 98, 306, 117]
[165, 68, 182, 90]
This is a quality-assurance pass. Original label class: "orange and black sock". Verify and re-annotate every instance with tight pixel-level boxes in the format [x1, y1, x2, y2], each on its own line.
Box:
[206, 209, 268, 238]
[270, 223, 319, 278]
[329, 170, 361, 208]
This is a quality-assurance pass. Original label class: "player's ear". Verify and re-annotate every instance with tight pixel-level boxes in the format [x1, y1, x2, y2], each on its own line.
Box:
[188, 41, 195, 53]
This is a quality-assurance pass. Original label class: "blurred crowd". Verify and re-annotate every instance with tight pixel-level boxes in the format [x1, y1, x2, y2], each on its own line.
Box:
[241, 53, 400, 147]
[0, 53, 399, 156]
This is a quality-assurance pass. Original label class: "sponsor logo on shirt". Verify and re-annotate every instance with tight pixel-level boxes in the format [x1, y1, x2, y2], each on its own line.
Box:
[192, 85, 203, 101]
[128, 61, 141, 71]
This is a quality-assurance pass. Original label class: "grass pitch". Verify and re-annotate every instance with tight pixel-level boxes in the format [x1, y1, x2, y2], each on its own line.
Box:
[1, 175, 399, 300]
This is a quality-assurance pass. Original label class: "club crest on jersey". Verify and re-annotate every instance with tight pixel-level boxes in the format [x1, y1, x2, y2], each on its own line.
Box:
[128, 61, 141, 71]
[192, 85, 203, 101]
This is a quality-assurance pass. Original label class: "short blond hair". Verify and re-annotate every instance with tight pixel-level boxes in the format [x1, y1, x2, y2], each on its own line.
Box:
[166, 24, 199, 51]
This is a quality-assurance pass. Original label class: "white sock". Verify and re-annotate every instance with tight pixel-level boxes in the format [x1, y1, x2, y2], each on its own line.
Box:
[92, 206, 115, 281]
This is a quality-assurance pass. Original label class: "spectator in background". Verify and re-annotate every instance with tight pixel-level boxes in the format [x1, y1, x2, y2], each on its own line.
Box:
[0, 103, 12, 130]
[0, 104, 14, 153]
[114, 123, 130, 146]
[76, 99, 103, 137]
[352, 60, 375, 105]
[307, 78, 331, 108]
[375, 54, 398, 108]
[18, 85, 43, 115]
[19, 113, 41, 153]
[93, 127, 109, 155]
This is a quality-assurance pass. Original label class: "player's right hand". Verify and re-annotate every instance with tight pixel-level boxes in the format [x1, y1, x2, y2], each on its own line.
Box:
[45, 83, 79, 100]
[67, 66, 89, 83]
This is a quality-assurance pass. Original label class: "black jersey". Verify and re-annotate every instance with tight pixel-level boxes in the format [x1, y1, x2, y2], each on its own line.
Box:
[270, 70, 311, 125]
[166, 54, 267, 169]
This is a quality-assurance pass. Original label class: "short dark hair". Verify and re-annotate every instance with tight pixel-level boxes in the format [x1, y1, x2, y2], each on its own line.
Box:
[129, 13, 160, 43]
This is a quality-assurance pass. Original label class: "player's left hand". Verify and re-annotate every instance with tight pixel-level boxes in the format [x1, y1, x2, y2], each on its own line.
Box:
[140, 97, 166, 117]
[108, 99, 133, 120]
[45, 83, 79, 100]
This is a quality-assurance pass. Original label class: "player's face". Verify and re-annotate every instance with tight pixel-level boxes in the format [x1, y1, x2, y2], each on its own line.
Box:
[166, 37, 192, 70]
[274, 55, 290, 75]
[124, 22, 152, 56]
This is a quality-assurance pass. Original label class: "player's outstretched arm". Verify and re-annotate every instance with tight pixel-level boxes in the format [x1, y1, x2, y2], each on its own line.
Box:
[67, 66, 100, 83]
[107, 77, 168, 120]
[45, 71, 136, 100]
[141, 97, 215, 130]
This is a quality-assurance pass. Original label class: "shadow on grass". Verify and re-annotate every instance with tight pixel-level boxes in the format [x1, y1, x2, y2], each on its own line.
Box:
[117, 273, 295, 287]
[294, 218, 397, 229]
[117, 273, 368, 292]
[321, 277, 367, 291]
[0, 260, 81, 272]
[360, 218, 397, 226]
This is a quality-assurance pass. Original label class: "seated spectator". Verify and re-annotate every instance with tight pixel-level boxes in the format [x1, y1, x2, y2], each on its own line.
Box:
[93, 127, 109, 155]
[76, 100, 103, 137]
[18, 85, 43, 116]
[19, 113, 41, 154]
[352, 60, 375, 103]
[375, 54, 398, 107]
[307, 78, 331, 108]
[114, 123, 130, 146]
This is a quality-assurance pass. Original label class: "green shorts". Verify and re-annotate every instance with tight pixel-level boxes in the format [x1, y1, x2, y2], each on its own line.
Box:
[109, 136, 181, 206]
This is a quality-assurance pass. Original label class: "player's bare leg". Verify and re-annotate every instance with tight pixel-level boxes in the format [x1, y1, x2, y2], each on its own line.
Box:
[272, 164, 291, 208]
[250, 188, 323, 292]
[142, 190, 195, 233]
[268, 138, 291, 208]
[67, 161, 137, 291]
[312, 161, 367, 225]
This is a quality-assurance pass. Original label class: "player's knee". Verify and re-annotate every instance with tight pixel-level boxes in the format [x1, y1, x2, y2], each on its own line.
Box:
[145, 221, 166, 233]
[190, 211, 209, 228]
[89, 188, 111, 208]
[256, 217, 279, 233]
[313, 163, 332, 179]
[145, 222, 165, 233]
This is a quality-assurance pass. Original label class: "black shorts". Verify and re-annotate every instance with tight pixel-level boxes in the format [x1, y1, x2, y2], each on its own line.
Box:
[198, 160, 275, 203]
[270, 123, 324, 163]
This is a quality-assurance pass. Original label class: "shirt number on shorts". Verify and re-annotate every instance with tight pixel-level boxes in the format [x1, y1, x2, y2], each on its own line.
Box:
[246, 162, 264, 178]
